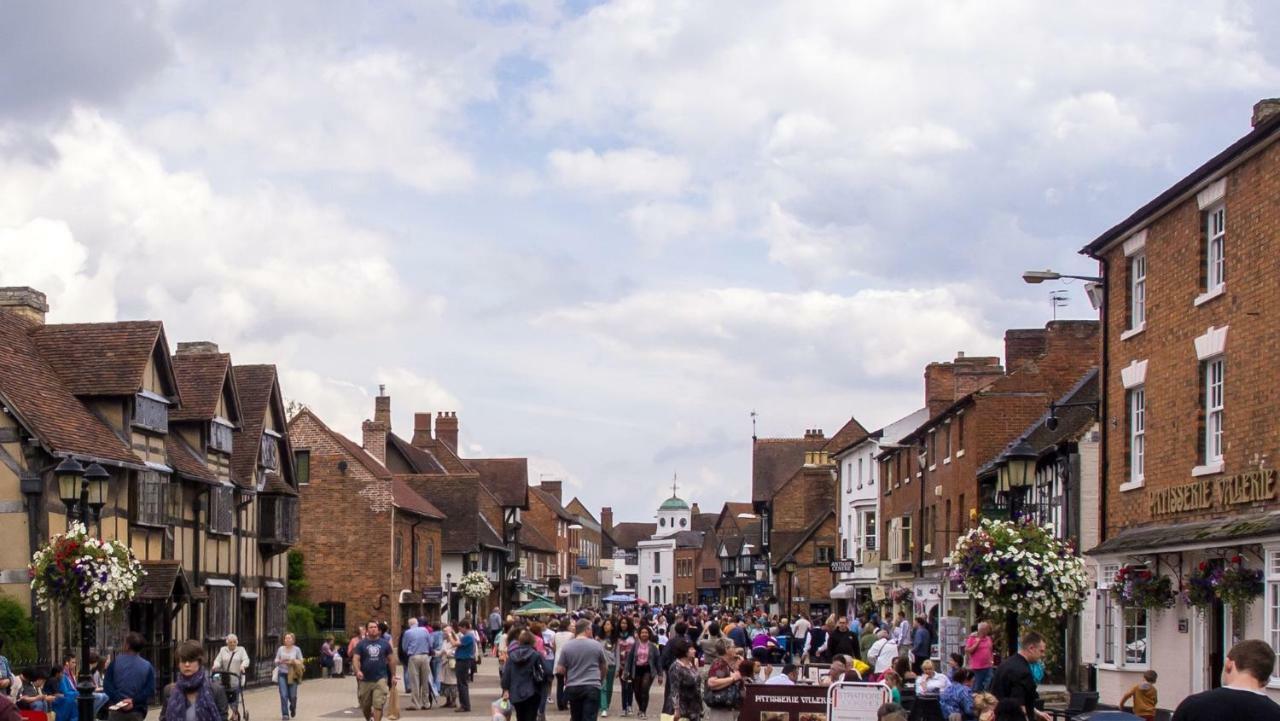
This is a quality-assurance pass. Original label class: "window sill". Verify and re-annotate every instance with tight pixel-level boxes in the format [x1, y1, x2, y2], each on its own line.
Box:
[1192, 462, 1225, 477]
[1119, 325, 1145, 341]
[955, 449, 965, 458]
[1194, 286, 1226, 307]
[1095, 663, 1150, 673]
[1118, 480, 1144, 493]
[929, 464, 937, 472]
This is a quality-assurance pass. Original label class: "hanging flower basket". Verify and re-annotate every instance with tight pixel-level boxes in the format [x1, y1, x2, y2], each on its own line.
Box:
[1184, 556, 1263, 614]
[457, 571, 494, 600]
[28, 522, 144, 617]
[1114, 565, 1177, 610]
[947, 518, 1088, 621]
[890, 587, 913, 604]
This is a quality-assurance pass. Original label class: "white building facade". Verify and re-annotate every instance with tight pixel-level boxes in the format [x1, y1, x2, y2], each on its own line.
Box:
[636, 493, 692, 605]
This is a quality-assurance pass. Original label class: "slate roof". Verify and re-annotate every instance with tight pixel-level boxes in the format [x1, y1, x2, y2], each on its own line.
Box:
[1083, 110, 1280, 256]
[752, 436, 828, 502]
[230, 365, 279, 488]
[387, 433, 447, 474]
[165, 433, 218, 484]
[673, 530, 704, 549]
[171, 352, 238, 423]
[692, 513, 718, 533]
[392, 478, 446, 519]
[1088, 511, 1280, 556]
[0, 313, 141, 467]
[470, 457, 530, 508]
[33, 321, 174, 398]
[610, 522, 657, 550]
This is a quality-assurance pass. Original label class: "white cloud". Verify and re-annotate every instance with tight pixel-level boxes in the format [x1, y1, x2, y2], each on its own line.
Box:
[279, 365, 460, 444]
[0, 218, 118, 322]
[548, 147, 691, 195]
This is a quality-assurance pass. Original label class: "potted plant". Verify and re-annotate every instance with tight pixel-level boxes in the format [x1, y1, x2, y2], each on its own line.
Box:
[1183, 556, 1264, 615]
[1114, 565, 1177, 610]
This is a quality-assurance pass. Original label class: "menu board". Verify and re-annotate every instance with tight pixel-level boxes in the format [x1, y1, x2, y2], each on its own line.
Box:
[938, 616, 966, 664]
[740, 684, 831, 721]
[828, 683, 891, 721]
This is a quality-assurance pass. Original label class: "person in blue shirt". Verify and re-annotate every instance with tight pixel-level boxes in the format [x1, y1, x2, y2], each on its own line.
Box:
[105, 632, 157, 719]
[939, 669, 977, 721]
[402, 618, 435, 710]
[454, 620, 477, 713]
[47, 657, 80, 721]
[428, 621, 444, 697]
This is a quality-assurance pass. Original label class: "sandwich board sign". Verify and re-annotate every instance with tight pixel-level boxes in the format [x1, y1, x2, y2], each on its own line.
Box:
[826, 682, 890, 721]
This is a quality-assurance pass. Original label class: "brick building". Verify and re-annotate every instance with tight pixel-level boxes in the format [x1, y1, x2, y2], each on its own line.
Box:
[878, 321, 1098, 630]
[565, 497, 605, 608]
[526, 483, 575, 597]
[289, 408, 446, 636]
[1083, 100, 1280, 705]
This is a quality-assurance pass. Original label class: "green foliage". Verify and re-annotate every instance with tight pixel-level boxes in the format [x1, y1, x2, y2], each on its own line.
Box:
[0, 594, 37, 662]
[287, 603, 319, 638]
[287, 550, 309, 601]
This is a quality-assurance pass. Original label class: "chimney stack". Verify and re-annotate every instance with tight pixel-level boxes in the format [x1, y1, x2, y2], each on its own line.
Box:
[176, 341, 221, 356]
[363, 387, 390, 464]
[1253, 98, 1280, 128]
[412, 412, 433, 449]
[374, 385, 391, 428]
[601, 507, 613, 533]
[1004, 329, 1048, 373]
[541, 480, 563, 502]
[803, 429, 825, 439]
[435, 411, 459, 453]
[924, 354, 1003, 416]
[691, 503, 701, 515]
[0, 287, 48, 325]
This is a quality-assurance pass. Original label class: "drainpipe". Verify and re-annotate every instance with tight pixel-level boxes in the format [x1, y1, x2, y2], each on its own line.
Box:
[1097, 255, 1110, 543]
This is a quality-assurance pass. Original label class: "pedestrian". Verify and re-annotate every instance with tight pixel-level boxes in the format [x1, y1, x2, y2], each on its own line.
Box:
[49, 656, 79, 721]
[554, 619, 576, 711]
[859, 622, 879, 659]
[866, 630, 898, 681]
[354, 619, 399, 721]
[321, 635, 338, 678]
[805, 619, 828, 663]
[104, 632, 156, 721]
[910, 617, 931, 675]
[437, 624, 460, 708]
[89, 653, 111, 716]
[160, 640, 229, 721]
[965, 622, 994, 693]
[599, 618, 620, 717]
[274, 632, 304, 720]
[704, 642, 744, 721]
[880, 671, 901, 704]
[893, 613, 910, 646]
[617, 617, 637, 717]
[664, 638, 701, 721]
[698, 621, 724, 662]
[764, 662, 798, 686]
[939, 669, 975, 721]
[556, 618, 608, 721]
[212, 634, 252, 691]
[1119, 670, 1158, 721]
[1172, 639, 1280, 720]
[827, 617, 860, 661]
[502, 630, 546, 721]
[489, 609, 505, 652]
[989, 631, 1050, 721]
[624, 625, 660, 720]
[791, 614, 811, 658]
[454, 619, 478, 712]
[16, 667, 52, 713]
[403, 617, 436, 710]
[429, 619, 445, 698]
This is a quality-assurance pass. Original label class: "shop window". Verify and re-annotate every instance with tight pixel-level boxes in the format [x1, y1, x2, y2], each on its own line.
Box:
[1096, 562, 1149, 669]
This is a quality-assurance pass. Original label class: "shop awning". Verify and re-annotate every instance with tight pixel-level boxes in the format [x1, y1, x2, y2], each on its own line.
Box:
[829, 583, 856, 599]
[1087, 510, 1280, 556]
[513, 598, 567, 616]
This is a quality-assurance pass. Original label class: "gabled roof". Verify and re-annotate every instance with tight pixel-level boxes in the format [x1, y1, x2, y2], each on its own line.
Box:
[673, 530, 704, 549]
[165, 433, 218, 484]
[752, 436, 828, 502]
[290, 408, 391, 480]
[261, 471, 297, 497]
[171, 352, 240, 424]
[771, 509, 836, 569]
[400, 474, 501, 554]
[470, 457, 530, 508]
[610, 522, 657, 550]
[230, 364, 286, 488]
[392, 478, 446, 519]
[0, 313, 141, 467]
[1083, 111, 1280, 257]
[823, 416, 870, 456]
[33, 321, 177, 398]
[692, 513, 718, 533]
[532, 487, 575, 521]
[387, 433, 446, 474]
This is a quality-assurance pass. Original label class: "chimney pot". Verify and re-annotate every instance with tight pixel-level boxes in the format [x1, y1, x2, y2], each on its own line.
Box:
[1253, 98, 1280, 128]
[374, 391, 391, 428]
[176, 341, 220, 355]
[0, 286, 48, 325]
[435, 411, 459, 453]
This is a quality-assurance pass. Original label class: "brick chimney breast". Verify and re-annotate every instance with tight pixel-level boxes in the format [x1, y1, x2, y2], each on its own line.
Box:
[0, 286, 48, 325]
[542, 480, 563, 502]
[176, 341, 221, 355]
[601, 507, 613, 532]
[1004, 329, 1048, 373]
[1253, 98, 1280, 127]
[374, 390, 391, 427]
[362, 418, 388, 464]
[411, 412, 433, 448]
[435, 411, 459, 452]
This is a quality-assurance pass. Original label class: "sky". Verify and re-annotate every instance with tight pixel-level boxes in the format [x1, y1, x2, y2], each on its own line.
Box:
[1, 1, 1277, 524]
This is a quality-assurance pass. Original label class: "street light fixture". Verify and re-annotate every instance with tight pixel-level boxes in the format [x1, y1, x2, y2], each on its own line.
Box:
[783, 553, 798, 621]
[998, 439, 1038, 491]
[1021, 269, 1103, 284]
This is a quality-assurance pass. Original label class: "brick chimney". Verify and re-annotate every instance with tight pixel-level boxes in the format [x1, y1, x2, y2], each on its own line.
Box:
[691, 503, 700, 515]
[925, 354, 1003, 416]
[1037, 320, 1102, 397]
[803, 429, 825, 440]
[1253, 98, 1280, 128]
[1004, 329, 1047, 373]
[601, 507, 613, 533]
[541, 480, 563, 502]
[176, 341, 221, 355]
[0, 287, 48, 325]
[435, 411, 459, 453]
[411, 412, 433, 448]
[362, 386, 390, 464]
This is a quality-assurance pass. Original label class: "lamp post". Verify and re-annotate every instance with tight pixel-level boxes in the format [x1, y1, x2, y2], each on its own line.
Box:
[467, 550, 481, 619]
[445, 572, 453, 623]
[55, 457, 110, 721]
[783, 554, 797, 621]
[995, 439, 1037, 650]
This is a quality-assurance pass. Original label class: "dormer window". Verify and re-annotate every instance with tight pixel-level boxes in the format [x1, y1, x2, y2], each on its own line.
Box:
[133, 391, 170, 432]
[210, 418, 234, 454]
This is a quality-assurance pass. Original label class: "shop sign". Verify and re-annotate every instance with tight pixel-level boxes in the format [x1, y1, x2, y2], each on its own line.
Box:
[870, 586, 886, 602]
[829, 559, 856, 574]
[1150, 469, 1277, 517]
[421, 587, 444, 603]
[740, 681, 831, 721]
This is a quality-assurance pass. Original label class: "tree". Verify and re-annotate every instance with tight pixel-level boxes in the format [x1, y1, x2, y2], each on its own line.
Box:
[0, 594, 36, 662]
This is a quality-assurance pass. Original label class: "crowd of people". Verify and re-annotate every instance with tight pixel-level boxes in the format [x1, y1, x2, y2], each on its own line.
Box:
[3, 604, 1280, 721]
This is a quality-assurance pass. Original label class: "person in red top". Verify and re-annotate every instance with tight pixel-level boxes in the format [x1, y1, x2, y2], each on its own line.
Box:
[965, 622, 994, 693]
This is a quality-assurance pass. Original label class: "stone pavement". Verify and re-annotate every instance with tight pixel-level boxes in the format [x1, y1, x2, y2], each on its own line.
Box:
[241, 659, 612, 721]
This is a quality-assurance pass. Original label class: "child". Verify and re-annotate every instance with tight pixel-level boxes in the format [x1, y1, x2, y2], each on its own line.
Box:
[972, 691, 998, 721]
[881, 670, 902, 704]
[16, 667, 51, 711]
[1119, 669, 1159, 721]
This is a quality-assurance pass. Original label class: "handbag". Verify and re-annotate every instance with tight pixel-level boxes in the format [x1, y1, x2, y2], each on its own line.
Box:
[703, 663, 741, 710]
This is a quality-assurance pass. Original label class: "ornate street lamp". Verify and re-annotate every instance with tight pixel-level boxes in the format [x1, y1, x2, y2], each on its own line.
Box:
[1000, 439, 1038, 490]
[783, 553, 798, 621]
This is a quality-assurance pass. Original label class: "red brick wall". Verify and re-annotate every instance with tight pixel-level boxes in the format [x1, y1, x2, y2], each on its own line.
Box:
[780, 515, 839, 618]
[1098, 139, 1280, 536]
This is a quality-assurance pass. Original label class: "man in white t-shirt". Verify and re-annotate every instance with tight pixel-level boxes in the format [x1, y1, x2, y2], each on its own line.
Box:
[867, 630, 899, 678]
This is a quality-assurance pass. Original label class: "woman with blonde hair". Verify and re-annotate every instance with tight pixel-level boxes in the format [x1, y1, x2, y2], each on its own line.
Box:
[274, 632, 304, 720]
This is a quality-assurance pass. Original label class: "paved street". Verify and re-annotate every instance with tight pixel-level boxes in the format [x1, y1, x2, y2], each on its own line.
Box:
[242, 661, 590, 721]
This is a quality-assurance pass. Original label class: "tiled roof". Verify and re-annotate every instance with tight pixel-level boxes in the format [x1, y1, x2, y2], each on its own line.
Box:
[772, 510, 835, 568]
[392, 478, 446, 519]
[33, 321, 170, 397]
[673, 530, 704, 548]
[609, 522, 657, 550]
[823, 416, 870, 456]
[291, 408, 391, 480]
[136, 559, 198, 600]
[165, 433, 218, 484]
[692, 513, 718, 533]
[0, 314, 140, 467]
[230, 365, 278, 488]
[387, 433, 446, 474]
[400, 474, 497, 554]
[977, 369, 1100, 478]
[752, 436, 827, 502]
[518, 521, 557, 554]
[171, 353, 237, 423]
[470, 457, 530, 508]
[532, 487, 575, 521]
[262, 472, 298, 497]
